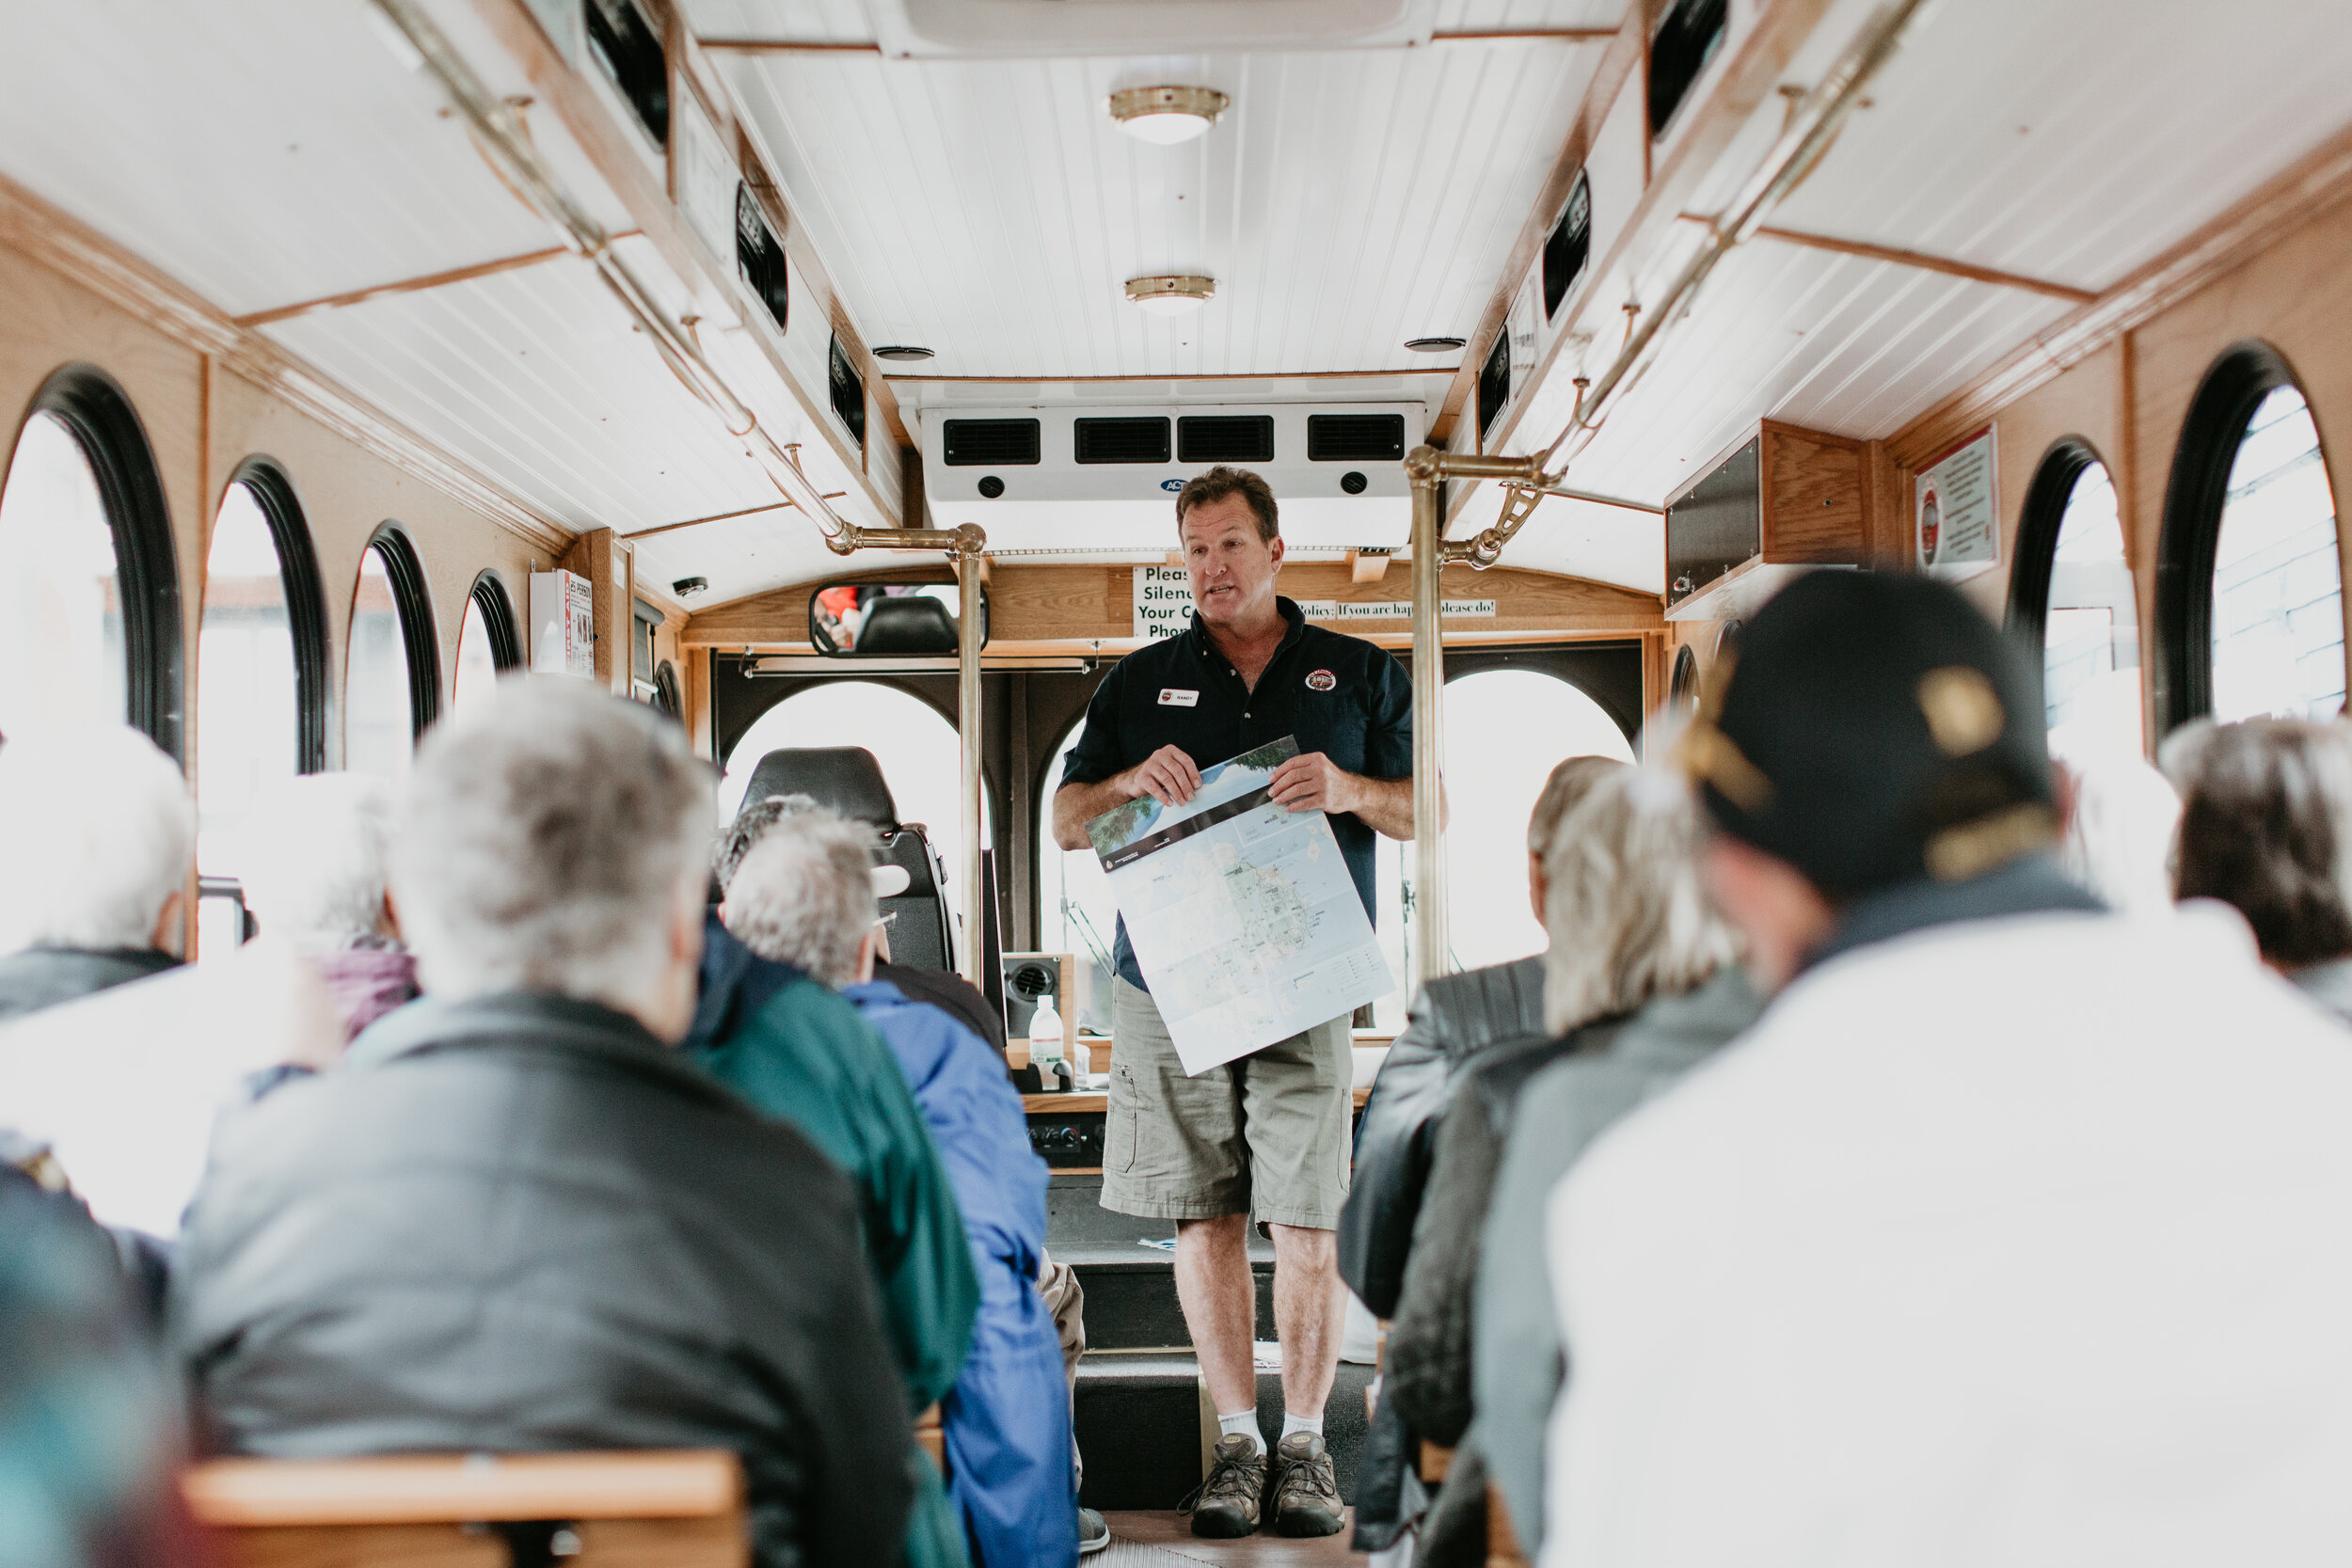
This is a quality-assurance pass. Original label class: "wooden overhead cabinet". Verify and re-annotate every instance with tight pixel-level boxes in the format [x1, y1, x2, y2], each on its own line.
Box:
[1664, 420, 1868, 622]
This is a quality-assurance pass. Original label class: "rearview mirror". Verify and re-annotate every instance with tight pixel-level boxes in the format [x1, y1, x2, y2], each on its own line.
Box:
[808, 580, 990, 657]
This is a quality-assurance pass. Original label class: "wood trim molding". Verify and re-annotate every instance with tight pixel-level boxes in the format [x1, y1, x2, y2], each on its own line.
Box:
[231, 243, 604, 328]
[1750, 226, 2097, 305]
[699, 37, 882, 55]
[0, 170, 569, 554]
[1887, 118, 2352, 469]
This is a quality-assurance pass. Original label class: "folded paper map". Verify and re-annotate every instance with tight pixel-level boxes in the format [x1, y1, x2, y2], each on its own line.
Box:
[1089, 736, 1395, 1075]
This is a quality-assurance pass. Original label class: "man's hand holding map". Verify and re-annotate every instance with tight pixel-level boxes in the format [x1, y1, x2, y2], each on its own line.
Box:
[1088, 736, 1396, 1075]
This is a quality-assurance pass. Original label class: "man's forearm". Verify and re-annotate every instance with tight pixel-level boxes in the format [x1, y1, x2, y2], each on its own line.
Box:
[1052, 778, 1135, 851]
[1350, 773, 1420, 840]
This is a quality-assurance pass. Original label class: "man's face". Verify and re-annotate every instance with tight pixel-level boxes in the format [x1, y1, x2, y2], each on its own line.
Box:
[1179, 493, 1284, 627]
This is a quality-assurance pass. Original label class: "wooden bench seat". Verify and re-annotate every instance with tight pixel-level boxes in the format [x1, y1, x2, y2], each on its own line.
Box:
[182, 1449, 747, 1568]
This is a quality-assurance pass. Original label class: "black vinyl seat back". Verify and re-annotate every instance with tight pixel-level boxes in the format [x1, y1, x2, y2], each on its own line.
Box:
[856, 596, 960, 656]
[737, 746, 955, 972]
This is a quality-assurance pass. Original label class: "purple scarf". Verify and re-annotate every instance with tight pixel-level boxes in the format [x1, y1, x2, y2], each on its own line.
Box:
[310, 947, 421, 1042]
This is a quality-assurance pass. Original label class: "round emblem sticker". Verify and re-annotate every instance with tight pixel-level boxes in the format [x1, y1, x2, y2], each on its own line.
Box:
[1305, 669, 1337, 692]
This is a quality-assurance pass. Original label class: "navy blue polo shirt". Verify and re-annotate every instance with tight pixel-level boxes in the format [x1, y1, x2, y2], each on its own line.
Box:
[1060, 596, 1413, 991]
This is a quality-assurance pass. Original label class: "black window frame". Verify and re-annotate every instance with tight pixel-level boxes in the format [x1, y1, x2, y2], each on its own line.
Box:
[2003, 436, 2107, 657]
[355, 521, 441, 744]
[19, 364, 183, 760]
[466, 568, 526, 671]
[2153, 340, 2310, 734]
[220, 456, 331, 773]
[1667, 642, 1700, 716]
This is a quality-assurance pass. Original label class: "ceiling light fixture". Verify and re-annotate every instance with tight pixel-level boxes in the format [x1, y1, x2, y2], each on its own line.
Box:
[871, 345, 936, 362]
[1406, 336, 1466, 353]
[1108, 86, 1230, 145]
[1125, 275, 1216, 315]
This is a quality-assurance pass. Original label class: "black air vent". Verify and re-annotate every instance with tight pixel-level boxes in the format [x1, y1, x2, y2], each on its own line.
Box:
[585, 0, 668, 147]
[1477, 332, 1512, 439]
[1649, 0, 1730, 137]
[1543, 173, 1592, 321]
[1177, 416, 1276, 465]
[1074, 417, 1171, 465]
[736, 184, 787, 333]
[829, 336, 866, 450]
[1307, 415, 1406, 463]
[943, 420, 1041, 467]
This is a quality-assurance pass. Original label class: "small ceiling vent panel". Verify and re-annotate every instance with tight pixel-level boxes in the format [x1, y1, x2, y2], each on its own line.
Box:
[1178, 416, 1276, 465]
[942, 419, 1041, 467]
[923, 403, 1423, 555]
[868, 0, 1435, 56]
[1074, 417, 1172, 465]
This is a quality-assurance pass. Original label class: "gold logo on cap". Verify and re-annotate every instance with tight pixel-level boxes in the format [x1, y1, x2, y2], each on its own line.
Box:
[1675, 718, 1775, 814]
[1917, 667, 2006, 756]
[1924, 801, 2058, 882]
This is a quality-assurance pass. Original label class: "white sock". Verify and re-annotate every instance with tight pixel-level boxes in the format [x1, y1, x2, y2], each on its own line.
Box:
[1281, 1410, 1324, 1443]
[1216, 1410, 1264, 1454]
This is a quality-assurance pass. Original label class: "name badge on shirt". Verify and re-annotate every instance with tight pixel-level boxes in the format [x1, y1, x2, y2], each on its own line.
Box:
[1158, 689, 1200, 706]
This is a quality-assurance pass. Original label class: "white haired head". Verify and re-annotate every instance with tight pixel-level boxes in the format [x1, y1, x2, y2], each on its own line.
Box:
[1542, 764, 1742, 1036]
[0, 726, 193, 954]
[2055, 750, 2182, 917]
[238, 772, 400, 952]
[723, 805, 879, 988]
[390, 679, 713, 1011]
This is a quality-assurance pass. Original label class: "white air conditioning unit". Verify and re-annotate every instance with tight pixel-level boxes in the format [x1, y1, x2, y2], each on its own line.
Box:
[922, 403, 1423, 552]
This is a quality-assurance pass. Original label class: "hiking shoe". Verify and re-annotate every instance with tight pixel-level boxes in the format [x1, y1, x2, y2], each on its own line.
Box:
[1077, 1506, 1110, 1556]
[1269, 1432, 1344, 1538]
[1180, 1433, 1268, 1538]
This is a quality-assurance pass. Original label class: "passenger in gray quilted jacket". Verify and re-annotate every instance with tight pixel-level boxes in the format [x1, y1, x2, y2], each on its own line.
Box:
[173, 682, 914, 1568]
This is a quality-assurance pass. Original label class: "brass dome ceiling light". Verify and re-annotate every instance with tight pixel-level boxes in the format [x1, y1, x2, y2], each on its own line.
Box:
[1107, 86, 1230, 145]
[1125, 275, 1216, 316]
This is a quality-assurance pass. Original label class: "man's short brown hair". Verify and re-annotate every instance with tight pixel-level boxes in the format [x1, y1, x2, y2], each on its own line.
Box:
[1175, 466, 1279, 542]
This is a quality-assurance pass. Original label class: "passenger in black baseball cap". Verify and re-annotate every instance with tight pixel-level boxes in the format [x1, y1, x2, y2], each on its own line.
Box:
[1677, 568, 2100, 990]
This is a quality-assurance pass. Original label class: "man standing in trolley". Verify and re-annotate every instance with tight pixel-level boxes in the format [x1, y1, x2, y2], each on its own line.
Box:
[1052, 466, 1416, 1539]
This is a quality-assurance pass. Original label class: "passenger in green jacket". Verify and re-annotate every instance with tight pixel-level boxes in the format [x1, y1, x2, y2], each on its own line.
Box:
[685, 907, 980, 1568]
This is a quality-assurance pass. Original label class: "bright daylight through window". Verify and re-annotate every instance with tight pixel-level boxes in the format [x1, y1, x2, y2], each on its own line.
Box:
[0, 412, 126, 742]
[2040, 463, 2144, 759]
[345, 545, 415, 779]
[453, 594, 501, 716]
[197, 483, 297, 878]
[2211, 386, 2344, 722]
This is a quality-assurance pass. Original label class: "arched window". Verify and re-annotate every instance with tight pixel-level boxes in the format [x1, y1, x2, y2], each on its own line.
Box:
[197, 459, 328, 879]
[1667, 644, 1701, 718]
[0, 367, 180, 753]
[719, 680, 993, 903]
[453, 570, 523, 717]
[2157, 343, 2344, 729]
[345, 525, 438, 777]
[2008, 443, 2142, 758]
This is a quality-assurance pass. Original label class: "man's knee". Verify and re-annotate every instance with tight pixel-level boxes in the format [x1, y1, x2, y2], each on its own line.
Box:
[1178, 1212, 1250, 1247]
[1268, 1222, 1337, 1271]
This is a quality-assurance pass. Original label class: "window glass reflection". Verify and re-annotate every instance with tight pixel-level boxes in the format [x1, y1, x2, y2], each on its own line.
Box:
[198, 484, 297, 875]
[346, 546, 414, 779]
[2212, 387, 2344, 722]
[0, 412, 126, 742]
[2042, 464, 2144, 759]
[453, 594, 501, 717]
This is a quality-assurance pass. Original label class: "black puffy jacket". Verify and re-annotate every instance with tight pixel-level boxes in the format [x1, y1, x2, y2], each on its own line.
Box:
[173, 991, 914, 1568]
[1338, 957, 1545, 1317]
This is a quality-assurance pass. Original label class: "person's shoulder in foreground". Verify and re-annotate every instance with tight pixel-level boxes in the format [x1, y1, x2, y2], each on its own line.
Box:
[1544, 570, 2352, 1567]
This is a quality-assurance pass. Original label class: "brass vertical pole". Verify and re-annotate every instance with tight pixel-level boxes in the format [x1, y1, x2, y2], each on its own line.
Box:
[1406, 448, 1449, 984]
[958, 553, 987, 987]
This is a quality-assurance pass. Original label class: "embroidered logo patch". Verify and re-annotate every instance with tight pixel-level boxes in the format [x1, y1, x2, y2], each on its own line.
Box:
[1305, 669, 1337, 692]
[1158, 689, 1200, 706]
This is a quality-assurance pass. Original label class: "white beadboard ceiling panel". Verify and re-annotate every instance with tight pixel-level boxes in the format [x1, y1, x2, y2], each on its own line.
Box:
[628, 508, 876, 612]
[691, 0, 1626, 43]
[0, 0, 615, 319]
[702, 23, 1624, 378]
[1769, 0, 2352, 294]
[264, 249, 781, 535]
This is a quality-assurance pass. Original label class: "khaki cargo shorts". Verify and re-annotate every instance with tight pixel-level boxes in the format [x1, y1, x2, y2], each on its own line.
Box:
[1099, 977, 1353, 1230]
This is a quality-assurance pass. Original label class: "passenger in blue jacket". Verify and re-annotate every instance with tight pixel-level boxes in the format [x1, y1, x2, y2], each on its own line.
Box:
[723, 803, 1081, 1568]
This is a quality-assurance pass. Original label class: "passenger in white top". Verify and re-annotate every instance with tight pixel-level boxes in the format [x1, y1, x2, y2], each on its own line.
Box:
[1540, 572, 2352, 1568]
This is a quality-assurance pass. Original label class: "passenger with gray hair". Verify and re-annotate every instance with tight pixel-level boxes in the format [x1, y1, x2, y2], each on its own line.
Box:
[0, 725, 193, 1022]
[175, 680, 915, 1568]
[726, 806, 1078, 1568]
[691, 792, 981, 1568]
[1381, 765, 1752, 1566]
[236, 772, 417, 1043]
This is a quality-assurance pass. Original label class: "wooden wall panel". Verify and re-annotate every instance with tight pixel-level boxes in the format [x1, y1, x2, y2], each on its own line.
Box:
[684, 561, 1664, 649]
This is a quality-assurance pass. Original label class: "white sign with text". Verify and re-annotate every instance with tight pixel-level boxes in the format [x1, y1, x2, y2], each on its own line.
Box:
[1132, 565, 1498, 640]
